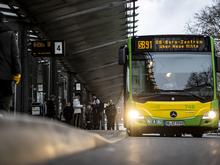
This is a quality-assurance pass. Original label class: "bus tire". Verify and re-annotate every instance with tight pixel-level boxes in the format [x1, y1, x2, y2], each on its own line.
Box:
[165, 133, 175, 137]
[192, 133, 203, 138]
[176, 133, 182, 137]
[127, 128, 142, 137]
[160, 133, 165, 137]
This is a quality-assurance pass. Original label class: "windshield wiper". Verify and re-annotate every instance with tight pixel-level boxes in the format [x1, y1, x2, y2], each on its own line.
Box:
[134, 92, 176, 101]
[134, 93, 160, 98]
[179, 91, 207, 102]
[135, 91, 207, 102]
[185, 83, 212, 91]
[160, 90, 207, 102]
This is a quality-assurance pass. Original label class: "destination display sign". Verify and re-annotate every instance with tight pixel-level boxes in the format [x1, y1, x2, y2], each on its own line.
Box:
[132, 35, 211, 53]
[32, 40, 65, 57]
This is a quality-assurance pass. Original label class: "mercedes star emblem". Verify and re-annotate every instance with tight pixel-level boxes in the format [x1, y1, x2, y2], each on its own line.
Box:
[170, 111, 177, 118]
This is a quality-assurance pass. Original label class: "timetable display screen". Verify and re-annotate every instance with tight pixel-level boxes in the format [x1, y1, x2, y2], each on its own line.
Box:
[132, 35, 211, 53]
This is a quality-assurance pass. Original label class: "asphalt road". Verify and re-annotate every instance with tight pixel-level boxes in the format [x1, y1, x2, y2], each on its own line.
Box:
[43, 134, 220, 165]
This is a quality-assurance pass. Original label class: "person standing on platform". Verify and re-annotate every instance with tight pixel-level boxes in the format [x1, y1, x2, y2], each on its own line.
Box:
[63, 102, 73, 125]
[0, 13, 21, 112]
[105, 100, 117, 130]
[85, 104, 93, 129]
[92, 95, 101, 129]
[46, 95, 56, 119]
[73, 95, 83, 127]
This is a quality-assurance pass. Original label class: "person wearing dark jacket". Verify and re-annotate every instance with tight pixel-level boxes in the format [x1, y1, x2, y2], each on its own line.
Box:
[92, 96, 101, 129]
[105, 100, 117, 130]
[46, 95, 56, 119]
[0, 13, 21, 112]
[63, 102, 73, 124]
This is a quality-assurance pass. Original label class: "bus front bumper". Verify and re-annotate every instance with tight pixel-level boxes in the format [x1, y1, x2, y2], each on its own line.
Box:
[127, 116, 218, 134]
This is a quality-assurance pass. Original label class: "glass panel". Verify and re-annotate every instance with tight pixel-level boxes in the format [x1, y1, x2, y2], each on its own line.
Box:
[132, 52, 214, 102]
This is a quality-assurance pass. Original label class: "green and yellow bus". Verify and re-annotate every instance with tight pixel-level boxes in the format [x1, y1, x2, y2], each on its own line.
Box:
[119, 35, 220, 137]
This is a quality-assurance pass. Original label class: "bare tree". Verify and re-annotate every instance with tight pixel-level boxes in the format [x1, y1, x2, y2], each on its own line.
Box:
[186, 70, 211, 89]
[186, 1, 220, 38]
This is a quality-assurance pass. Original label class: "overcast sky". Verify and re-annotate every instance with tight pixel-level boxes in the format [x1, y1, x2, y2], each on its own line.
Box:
[136, 0, 215, 35]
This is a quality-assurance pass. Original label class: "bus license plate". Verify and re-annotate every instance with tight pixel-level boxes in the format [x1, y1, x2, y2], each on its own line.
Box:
[165, 121, 184, 126]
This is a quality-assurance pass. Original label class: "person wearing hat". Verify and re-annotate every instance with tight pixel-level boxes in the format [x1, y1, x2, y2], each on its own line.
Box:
[0, 13, 21, 112]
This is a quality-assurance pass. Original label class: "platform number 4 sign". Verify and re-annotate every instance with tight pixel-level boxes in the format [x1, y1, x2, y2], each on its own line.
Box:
[54, 41, 64, 55]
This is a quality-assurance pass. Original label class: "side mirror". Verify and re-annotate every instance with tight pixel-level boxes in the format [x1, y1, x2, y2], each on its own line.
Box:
[118, 45, 128, 65]
[216, 55, 220, 73]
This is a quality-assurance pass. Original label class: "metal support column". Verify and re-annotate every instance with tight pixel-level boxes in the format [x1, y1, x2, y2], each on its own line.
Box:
[42, 61, 50, 101]
[49, 57, 58, 116]
[49, 58, 57, 97]
[18, 24, 31, 113]
[67, 72, 73, 103]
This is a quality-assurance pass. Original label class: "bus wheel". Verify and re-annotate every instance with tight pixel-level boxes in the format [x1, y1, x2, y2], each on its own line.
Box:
[160, 133, 165, 137]
[127, 128, 142, 137]
[192, 133, 203, 138]
[176, 133, 182, 137]
[165, 133, 175, 137]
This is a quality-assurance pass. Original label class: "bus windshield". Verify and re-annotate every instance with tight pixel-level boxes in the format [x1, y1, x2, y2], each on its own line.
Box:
[132, 52, 214, 102]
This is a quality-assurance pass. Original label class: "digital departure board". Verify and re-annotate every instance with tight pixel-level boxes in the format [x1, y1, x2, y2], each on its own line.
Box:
[32, 40, 65, 57]
[132, 35, 211, 53]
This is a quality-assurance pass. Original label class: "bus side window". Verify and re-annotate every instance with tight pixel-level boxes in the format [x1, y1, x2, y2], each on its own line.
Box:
[217, 73, 220, 94]
[215, 53, 220, 73]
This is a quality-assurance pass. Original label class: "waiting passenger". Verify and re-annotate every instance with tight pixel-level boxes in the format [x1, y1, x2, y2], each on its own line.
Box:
[0, 13, 21, 112]
[73, 95, 83, 127]
[46, 95, 56, 119]
[105, 100, 117, 130]
[92, 95, 101, 129]
[85, 104, 93, 129]
[63, 102, 73, 125]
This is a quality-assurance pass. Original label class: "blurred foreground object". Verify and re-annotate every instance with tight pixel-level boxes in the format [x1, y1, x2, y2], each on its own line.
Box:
[0, 113, 108, 165]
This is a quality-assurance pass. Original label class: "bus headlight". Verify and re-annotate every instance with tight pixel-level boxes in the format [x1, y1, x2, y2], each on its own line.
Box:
[202, 110, 217, 120]
[128, 110, 144, 120]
